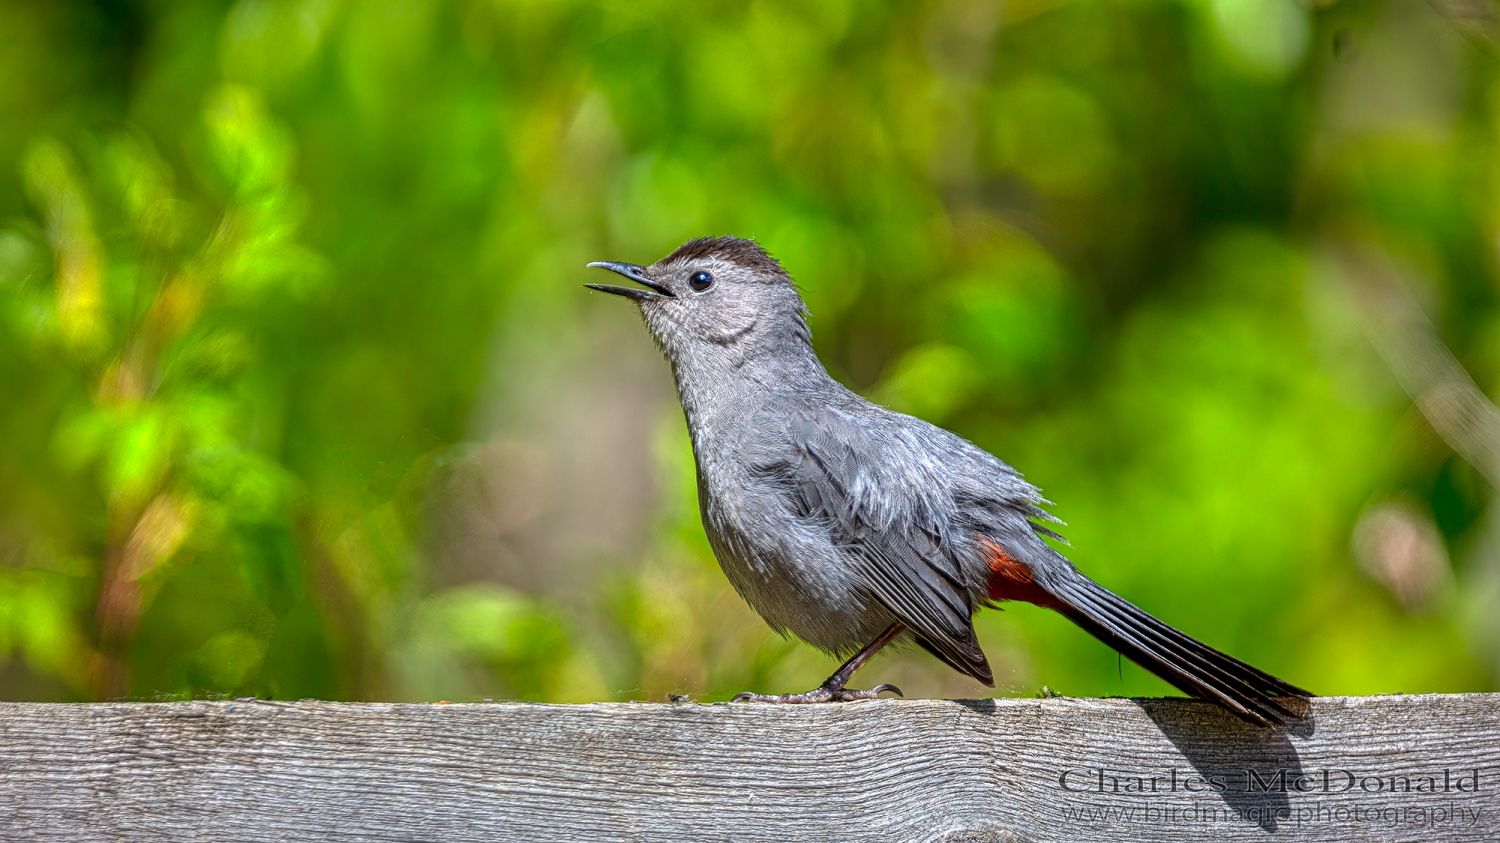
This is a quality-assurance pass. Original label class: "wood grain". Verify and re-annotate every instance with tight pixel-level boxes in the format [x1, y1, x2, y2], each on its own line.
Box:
[0, 694, 1495, 841]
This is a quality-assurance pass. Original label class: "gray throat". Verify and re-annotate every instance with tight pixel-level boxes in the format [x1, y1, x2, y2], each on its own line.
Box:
[666, 329, 832, 454]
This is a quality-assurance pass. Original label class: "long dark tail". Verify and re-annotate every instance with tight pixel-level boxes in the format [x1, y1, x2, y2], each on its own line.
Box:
[1049, 574, 1310, 727]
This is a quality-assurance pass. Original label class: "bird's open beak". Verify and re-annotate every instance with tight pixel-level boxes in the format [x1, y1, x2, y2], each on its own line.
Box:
[584, 261, 676, 300]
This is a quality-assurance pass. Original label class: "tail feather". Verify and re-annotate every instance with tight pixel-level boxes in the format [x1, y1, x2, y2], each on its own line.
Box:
[1066, 582, 1304, 714]
[1051, 575, 1309, 727]
[1060, 597, 1277, 724]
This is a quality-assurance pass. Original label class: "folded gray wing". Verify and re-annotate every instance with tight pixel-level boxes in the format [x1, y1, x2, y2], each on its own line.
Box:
[781, 410, 992, 684]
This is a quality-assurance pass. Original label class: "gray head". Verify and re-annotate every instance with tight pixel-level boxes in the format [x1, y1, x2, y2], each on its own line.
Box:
[585, 237, 815, 374]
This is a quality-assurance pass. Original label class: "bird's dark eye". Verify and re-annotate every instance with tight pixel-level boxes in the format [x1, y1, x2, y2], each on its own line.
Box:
[689, 271, 714, 292]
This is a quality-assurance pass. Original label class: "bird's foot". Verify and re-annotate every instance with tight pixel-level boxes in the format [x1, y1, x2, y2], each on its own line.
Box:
[731, 683, 902, 704]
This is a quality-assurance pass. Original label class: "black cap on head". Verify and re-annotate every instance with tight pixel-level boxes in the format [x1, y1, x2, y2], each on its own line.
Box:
[661, 236, 789, 282]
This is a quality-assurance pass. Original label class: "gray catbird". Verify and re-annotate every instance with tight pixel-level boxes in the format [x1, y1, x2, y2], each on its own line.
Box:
[586, 236, 1309, 726]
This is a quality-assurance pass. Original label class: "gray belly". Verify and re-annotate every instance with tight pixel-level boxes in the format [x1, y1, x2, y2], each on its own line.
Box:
[699, 490, 894, 654]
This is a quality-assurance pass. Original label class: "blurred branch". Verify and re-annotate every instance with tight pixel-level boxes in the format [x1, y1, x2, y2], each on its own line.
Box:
[1324, 240, 1500, 488]
[1429, 0, 1500, 51]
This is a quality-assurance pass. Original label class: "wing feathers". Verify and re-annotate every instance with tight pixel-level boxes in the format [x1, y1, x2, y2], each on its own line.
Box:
[786, 411, 992, 685]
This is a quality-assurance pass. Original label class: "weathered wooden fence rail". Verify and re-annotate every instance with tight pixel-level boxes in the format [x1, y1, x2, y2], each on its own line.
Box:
[0, 694, 1495, 842]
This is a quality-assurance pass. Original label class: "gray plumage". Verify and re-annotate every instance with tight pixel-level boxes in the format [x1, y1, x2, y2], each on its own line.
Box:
[585, 236, 1308, 726]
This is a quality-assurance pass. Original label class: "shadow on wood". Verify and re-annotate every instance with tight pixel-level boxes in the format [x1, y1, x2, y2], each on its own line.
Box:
[1140, 697, 1313, 832]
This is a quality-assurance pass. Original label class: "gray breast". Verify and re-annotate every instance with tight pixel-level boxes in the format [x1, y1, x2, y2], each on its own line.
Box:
[691, 417, 893, 654]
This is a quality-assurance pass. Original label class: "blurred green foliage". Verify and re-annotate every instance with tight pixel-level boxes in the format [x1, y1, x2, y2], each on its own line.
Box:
[0, 0, 1496, 703]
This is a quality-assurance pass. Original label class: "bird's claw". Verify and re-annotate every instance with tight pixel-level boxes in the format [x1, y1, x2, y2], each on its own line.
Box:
[730, 683, 901, 703]
[833, 683, 903, 701]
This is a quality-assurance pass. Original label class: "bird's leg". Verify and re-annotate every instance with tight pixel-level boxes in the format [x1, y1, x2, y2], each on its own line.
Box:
[733, 623, 906, 703]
